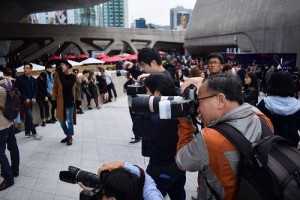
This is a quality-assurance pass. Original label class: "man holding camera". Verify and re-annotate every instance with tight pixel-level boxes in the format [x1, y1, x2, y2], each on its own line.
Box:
[15, 62, 42, 140]
[77, 161, 163, 200]
[176, 74, 273, 200]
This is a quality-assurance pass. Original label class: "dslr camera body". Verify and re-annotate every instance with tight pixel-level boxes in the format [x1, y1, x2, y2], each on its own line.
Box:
[59, 166, 109, 200]
[132, 85, 198, 119]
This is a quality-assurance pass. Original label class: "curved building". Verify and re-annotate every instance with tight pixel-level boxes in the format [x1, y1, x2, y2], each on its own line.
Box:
[185, 0, 300, 66]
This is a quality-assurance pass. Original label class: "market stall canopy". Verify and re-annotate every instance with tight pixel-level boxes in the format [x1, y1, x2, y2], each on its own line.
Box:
[80, 57, 105, 65]
[64, 54, 76, 60]
[67, 59, 82, 66]
[101, 55, 126, 62]
[76, 54, 89, 59]
[49, 55, 61, 61]
[17, 63, 45, 72]
[125, 53, 138, 60]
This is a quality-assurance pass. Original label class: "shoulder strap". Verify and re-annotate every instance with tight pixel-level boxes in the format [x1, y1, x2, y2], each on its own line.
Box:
[212, 123, 253, 158]
[134, 165, 145, 199]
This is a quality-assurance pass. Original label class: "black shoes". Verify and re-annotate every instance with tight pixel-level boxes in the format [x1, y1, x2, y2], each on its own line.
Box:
[42, 121, 46, 127]
[61, 136, 73, 145]
[14, 129, 21, 134]
[129, 139, 140, 144]
[51, 118, 57, 122]
[46, 120, 55, 124]
[88, 106, 93, 110]
[0, 179, 14, 191]
[61, 137, 68, 143]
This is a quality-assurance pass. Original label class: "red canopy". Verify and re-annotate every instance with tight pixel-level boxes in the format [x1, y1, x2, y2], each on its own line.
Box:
[96, 54, 107, 59]
[101, 55, 126, 62]
[77, 54, 89, 59]
[49, 55, 61, 61]
[65, 54, 76, 59]
[159, 51, 166, 55]
[125, 53, 138, 60]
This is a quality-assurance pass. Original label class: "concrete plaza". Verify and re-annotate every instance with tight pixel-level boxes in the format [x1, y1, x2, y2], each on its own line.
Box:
[0, 95, 198, 200]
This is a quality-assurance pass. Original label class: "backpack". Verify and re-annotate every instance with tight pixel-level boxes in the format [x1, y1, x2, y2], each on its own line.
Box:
[212, 117, 300, 200]
[0, 80, 21, 121]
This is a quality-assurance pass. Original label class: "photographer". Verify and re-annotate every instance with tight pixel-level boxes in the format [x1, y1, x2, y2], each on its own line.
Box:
[132, 73, 186, 199]
[78, 161, 163, 200]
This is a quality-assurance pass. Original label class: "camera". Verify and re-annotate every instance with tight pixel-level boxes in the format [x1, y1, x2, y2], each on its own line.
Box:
[131, 85, 198, 119]
[116, 69, 128, 77]
[59, 166, 109, 200]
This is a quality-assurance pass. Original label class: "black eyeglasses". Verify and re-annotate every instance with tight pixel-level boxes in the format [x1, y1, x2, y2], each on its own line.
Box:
[197, 94, 217, 101]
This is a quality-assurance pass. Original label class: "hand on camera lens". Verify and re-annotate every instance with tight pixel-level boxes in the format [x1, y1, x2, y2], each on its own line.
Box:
[78, 182, 94, 191]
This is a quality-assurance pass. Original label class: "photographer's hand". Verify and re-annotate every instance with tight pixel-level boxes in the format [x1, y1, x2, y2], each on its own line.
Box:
[180, 77, 204, 94]
[137, 73, 149, 83]
[123, 61, 133, 69]
[78, 182, 94, 191]
[97, 161, 124, 176]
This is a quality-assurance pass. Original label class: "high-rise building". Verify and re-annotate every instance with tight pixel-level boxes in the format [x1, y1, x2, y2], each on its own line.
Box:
[170, 6, 192, 30]
[102, 0, 128, 27]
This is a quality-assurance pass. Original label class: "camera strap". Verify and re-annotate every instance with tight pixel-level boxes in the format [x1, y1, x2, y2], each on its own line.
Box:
[134, 165, 145, 199]
[191, 116, 201, 135]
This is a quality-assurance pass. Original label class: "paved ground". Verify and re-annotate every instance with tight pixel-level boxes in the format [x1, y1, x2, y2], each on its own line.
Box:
[0, 96, 198, 200]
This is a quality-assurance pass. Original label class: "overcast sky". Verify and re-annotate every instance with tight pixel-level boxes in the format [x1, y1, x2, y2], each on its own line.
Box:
[127, 0, 197, 26]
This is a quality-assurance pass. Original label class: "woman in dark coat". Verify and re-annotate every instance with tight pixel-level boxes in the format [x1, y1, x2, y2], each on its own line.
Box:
[37, 72, 50, 126]
[243, 71, 258, 106]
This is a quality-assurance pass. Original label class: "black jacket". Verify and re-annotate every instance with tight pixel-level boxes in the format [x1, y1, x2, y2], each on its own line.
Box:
[133, 113, 179, 165]
[37, 76, 48, 100]
[243, 86, 258, 106]
[15, 75, 37, 103]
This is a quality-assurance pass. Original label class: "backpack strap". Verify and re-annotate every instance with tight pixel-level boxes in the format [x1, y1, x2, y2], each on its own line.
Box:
[212, 123, 253, 159]
[134, 165, 145, 199]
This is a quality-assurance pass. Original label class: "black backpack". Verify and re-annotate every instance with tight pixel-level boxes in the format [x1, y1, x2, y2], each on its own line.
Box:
[212, 118, 300, 200]
[0, 80, 21, 121]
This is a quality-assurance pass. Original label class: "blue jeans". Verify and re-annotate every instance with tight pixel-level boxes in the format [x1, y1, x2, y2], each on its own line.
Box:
[22, 104, 37, 135]
[146, 162, 186, 200]
[0, 126, 20, 181]
[59, 106, 74, 136]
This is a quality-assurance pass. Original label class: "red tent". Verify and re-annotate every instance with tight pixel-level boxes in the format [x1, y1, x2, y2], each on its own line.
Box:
[125, 53, 138, 60]
[159, 51, 166, 55]
[49, 55, 61, 61]
[96, 54, 107, 59]
[65, 54, 76, 59]
[77, 54, 89, 59]
[101, 55, 126, 62]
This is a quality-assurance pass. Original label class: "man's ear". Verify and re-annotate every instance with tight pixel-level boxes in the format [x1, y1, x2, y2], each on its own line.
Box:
[151, 60, 157, 67]
[217, 93, 226, 109]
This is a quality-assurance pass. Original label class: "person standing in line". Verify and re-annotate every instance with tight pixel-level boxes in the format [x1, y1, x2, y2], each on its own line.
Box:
[15, 62, 42, 140]
[36, 72, 50, 127]
[0, 78, 20, 191]
[72, 69, 84, 114]
[88, 71, 100, 109]
[52, 60, 76, 146]
[104, 68, 118, 102]
[45, 64, 57, 122]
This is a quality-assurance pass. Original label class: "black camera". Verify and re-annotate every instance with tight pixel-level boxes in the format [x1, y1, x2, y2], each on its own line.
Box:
[59, 166, 108, 200]
[132, 85, 198, 119]
[116, 69, 128, 77]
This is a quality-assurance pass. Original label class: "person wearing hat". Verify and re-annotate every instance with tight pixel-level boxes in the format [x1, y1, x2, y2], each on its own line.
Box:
[52, 60, 76, 145]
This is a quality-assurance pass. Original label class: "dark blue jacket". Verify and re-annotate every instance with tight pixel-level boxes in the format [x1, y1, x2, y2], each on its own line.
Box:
[133, 113, 179, 165]
[15, 75, 37, 103]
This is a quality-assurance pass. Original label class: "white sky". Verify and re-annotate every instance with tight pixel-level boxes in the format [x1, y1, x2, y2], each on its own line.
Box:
[127, 0, 197, 26]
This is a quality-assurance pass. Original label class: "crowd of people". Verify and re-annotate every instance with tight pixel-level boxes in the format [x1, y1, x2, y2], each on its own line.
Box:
[0, 48, 299, 199]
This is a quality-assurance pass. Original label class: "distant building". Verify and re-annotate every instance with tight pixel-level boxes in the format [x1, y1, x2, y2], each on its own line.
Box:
[102, 0, 128, 27]
[170, 6, 192, 30]
[27, 0, 129, 27]
[135, 18, 146, 28]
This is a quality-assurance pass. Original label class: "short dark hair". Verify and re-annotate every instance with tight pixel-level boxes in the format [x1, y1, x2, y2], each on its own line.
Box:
[207, 53, 225, 64]
[138, 48, 162, 66]
[103, 168, 141, 200]
[3, 67, 12, 76]
[206, 74, 243, 105]
[23, 61, 33, 69]
[267, 71, 295, 97]
[145, 73, 176, 96]
[60, 59, 72, 69]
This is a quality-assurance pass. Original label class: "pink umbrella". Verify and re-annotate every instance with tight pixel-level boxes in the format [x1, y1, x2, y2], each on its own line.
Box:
[49, 55, 61, 61]
[65, 54, 76, 60]
[125, 53, 138, 60]
[77, 54, 89, 59]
